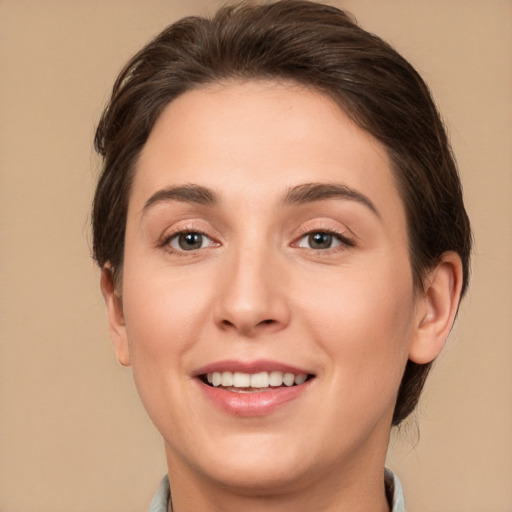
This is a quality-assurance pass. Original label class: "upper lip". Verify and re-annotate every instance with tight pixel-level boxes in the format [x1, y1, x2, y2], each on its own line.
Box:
[193, 359, 314, 377]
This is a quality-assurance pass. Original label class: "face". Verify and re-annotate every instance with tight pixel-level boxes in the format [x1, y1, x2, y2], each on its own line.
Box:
[106, 80, 427, 493]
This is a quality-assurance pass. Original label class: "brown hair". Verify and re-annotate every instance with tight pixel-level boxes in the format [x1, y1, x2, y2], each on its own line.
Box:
[92, 0, 471, 426]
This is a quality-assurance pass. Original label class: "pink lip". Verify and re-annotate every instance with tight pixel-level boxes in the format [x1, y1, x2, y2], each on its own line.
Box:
[193, 359, 314, 416]
[197, 382, 312, 416]
[193, 359, 312, 376]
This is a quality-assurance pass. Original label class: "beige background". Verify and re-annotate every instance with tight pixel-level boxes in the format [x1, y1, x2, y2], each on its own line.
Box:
[1, 1, 511, 511]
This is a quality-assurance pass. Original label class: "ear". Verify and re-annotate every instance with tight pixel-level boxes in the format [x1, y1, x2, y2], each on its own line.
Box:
[100, 264, 131, 367]
[409, 251, 464, 364]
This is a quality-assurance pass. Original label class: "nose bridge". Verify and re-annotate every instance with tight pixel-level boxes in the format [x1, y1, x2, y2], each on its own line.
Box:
[214, 238, 289, 335]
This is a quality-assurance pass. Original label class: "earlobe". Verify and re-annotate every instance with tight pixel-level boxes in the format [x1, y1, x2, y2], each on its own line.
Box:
[100, 264, 131, 367]
[409, 251, 464, 364]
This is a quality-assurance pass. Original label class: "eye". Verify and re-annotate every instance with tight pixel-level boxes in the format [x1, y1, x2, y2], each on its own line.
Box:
[168, 231, 215, 251]
[296, 231, 352, 250]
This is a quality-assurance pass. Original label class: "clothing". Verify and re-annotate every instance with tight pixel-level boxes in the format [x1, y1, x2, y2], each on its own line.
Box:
[148, 469, 406, 511]
[386, 468, 406, 512]
[148, 475, 170, 512]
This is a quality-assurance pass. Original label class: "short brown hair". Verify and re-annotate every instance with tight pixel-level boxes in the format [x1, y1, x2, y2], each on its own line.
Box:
[92, 0, 472, 425]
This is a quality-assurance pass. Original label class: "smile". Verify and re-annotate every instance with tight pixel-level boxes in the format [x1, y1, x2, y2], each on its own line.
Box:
[204, 371, 310, 391]
[195, 361, 315, 415]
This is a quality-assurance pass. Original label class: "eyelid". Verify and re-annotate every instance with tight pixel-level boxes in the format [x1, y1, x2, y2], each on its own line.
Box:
[293, 217, 355, 240]
[159, 223, 221, 254]
[295, 229, 354, 247]
[168, 231, 216, 250]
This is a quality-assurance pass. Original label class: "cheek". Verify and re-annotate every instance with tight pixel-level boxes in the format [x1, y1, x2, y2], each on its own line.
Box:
[121, 261, 216, 369]
[295, 259, 415, 381]
[119, 267, 218, 430]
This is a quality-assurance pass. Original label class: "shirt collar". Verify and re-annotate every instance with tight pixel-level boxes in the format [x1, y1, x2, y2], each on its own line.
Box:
[386, 468, 406, 512]
[148, 475, 170, 512]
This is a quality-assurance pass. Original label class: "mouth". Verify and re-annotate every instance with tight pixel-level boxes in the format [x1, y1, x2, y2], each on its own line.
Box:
[200, 370, 314, 392]
[194, 361, 315, 415]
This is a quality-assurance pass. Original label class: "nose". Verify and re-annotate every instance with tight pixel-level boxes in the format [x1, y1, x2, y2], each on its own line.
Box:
[213, 245, 291, 337]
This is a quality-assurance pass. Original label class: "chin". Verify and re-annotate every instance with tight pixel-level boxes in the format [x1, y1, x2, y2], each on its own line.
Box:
[167, 428, 320, 494]
[201, 455, 314, 495]
[191, 425, 366, 499]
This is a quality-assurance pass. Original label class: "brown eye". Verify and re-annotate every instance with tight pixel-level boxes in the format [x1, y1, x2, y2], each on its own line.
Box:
[169, 232, 212, 251]
[297, 231, 351, 250]
[308, 232, 333, 249]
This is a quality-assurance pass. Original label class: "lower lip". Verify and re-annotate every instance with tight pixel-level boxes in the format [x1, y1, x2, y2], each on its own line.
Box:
[197, 379, 312, 416]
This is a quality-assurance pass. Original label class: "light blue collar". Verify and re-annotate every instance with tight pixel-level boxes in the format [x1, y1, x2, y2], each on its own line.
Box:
[148, 475, 170, 512]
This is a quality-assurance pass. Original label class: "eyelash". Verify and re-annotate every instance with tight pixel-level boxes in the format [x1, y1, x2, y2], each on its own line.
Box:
[293, 229, 355, 251]
[160, 226, 354, 257]
[160, 228, 218, 256]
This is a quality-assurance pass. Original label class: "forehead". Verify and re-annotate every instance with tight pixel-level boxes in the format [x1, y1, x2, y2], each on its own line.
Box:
[131, 80, 404, 226]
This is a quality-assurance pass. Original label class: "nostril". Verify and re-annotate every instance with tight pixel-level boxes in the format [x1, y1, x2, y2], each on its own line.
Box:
[222, 319, 274, 326]
[258, 319, 275, 326]
[219, 317, 277, 332]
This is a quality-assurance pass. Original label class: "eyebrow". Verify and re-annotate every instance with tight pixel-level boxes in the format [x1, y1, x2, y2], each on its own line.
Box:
[141, 181, 380, 217]
[284, 183, 380, 217]
[142, 184, 219, 214]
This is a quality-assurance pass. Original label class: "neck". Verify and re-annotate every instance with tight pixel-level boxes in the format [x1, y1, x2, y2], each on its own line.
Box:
[165, 441, 391, 512]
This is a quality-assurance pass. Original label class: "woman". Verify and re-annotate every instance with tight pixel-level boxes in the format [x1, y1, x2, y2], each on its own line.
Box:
[92, 1, 471, 510]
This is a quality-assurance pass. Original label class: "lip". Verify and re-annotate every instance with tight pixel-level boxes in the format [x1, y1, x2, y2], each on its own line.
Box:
[193, 359, 312, 376]
[193, 359, 315, 416]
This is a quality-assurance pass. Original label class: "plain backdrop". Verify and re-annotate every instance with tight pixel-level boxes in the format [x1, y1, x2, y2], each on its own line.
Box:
[1, 1, 511, 511]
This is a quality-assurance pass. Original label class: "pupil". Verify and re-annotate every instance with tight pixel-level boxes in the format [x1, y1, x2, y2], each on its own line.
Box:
[309, 232, 332, 249]
[179, 232, 202, 250]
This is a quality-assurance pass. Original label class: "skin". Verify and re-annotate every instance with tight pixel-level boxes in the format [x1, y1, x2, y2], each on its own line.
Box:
[101, 80, 463, 512]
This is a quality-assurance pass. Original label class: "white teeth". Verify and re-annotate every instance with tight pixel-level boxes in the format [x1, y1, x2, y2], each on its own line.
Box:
[233, 372, 251, 387]
[205, 370, 309, 389]
[250, 372, 269, 388]
[294, 373, 307, 385]
[269, 371, 283, 386]
[212, 372, 222, 387]
[283, 373, 295, 386]
[221, 371, 233, 386]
